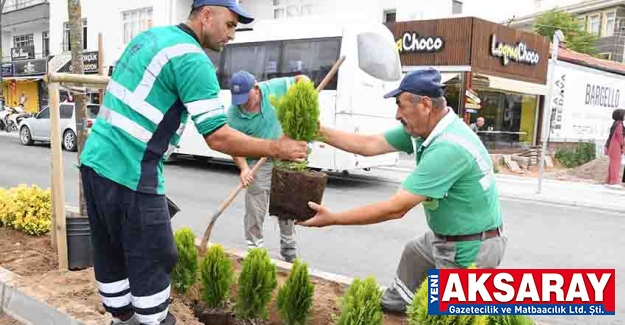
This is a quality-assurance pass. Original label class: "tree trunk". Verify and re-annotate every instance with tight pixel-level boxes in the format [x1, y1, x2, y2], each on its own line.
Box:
[0, 0, 7, 108]
[68, 0, 88, 216]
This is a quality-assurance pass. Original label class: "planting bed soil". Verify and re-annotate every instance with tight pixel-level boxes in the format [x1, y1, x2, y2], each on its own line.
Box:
[269, 167, 328, 221]
[0, 312, 23, 325]
[0, 226, 407, 324]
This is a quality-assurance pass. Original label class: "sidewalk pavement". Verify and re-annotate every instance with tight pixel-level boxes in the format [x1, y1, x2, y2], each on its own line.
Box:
[351, 166, 625, 214]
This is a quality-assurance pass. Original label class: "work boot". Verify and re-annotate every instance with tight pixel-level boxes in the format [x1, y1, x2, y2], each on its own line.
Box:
[110, 313, 139, 325]
[159, 312, 177, 325]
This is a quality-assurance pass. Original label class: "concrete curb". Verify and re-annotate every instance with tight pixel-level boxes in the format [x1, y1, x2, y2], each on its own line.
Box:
[0, 267, 85, 325]
[194, 238, 376, 290]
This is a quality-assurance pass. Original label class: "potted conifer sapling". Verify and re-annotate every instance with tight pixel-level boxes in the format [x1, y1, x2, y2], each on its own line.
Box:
[269, 80, 328, 221]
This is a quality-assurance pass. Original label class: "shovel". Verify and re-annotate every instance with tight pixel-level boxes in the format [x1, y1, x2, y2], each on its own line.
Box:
[198, 55, 346, 254]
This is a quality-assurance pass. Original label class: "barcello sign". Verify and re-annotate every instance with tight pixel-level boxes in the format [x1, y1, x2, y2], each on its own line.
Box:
[397, 32, 445, 54]
[489, 34, 540, 66]
[548, 61, 625, 142]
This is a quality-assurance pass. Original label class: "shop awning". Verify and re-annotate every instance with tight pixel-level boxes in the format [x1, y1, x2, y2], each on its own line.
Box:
[2, 76, 43, 81]
[475, 73, 548, 96]
[441, 72, 460, 84]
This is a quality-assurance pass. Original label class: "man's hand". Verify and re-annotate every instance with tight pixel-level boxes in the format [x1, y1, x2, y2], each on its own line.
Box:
[239, 167, 254, 187]
[275, 135, 307, 162]
[296, 202, 337, 227]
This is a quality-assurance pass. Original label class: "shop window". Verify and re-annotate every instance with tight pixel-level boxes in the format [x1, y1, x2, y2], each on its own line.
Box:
[218, 42, 281, 89]
[63, 19, 88, 52]
[589, 14, 601, 36]
[280, 38, 341, 90]
[470, 90, 538, 150]
[604, 11, 616, 37]
[122, 7, 154, 45]
[357, 32, 401, 82]
[60, 105, 73, 119]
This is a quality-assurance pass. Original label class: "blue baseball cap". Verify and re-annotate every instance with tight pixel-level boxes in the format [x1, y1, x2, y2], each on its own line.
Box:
[383, 68, 445, 99]
[193, 0, 254, 24]
[230, 71, 257, 106]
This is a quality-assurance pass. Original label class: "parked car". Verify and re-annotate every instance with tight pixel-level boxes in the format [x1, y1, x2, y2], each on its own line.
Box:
[19, 103, 100, 151]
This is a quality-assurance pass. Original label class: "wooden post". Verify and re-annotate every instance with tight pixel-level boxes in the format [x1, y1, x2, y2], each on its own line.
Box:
[98, 33, 104, 103]
[48, 81, 69, 271]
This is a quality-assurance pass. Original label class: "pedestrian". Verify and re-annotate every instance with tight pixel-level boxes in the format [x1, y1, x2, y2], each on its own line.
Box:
[227, 70, 310, 262]
[78, 2, 307, 325]
[297, 68, 507, 314]
[470, 117, 484, 133]
[605, 109, 625, 188]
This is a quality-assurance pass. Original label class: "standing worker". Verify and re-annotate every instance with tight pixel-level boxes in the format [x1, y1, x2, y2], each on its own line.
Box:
[78, 1, 307, 325]
[227, 70, 310, 262]
[298, 68, 507, 314]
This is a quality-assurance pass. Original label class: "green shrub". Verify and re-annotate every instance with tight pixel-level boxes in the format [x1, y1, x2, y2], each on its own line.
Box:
[271, 80, 322, 171]
[408, 275, 487, 325]
[235, 248, 278, 320]
[277, 259, 315, 325]
[555, 141, 596, 168]
[200, 244, 234, 308]
[171, 228, 199, 294]
[0, 185, 51, 236]
[334, 277, 383, 325]
[486, 315, 535, 325]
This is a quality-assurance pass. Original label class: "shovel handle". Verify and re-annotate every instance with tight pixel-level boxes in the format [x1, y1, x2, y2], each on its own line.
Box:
[199, 157, 267, 253]
[316, 55, 345, 92]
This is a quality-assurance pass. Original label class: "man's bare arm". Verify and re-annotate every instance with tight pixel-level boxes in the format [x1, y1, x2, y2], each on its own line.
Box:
[205, 124, 306, 161]
[319, 125, 397, 157]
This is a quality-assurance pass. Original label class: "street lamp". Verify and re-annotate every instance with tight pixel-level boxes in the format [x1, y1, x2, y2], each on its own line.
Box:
[537, 29, 565, 194]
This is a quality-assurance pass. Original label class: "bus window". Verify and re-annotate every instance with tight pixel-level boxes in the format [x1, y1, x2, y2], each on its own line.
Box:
[219, 42, 281, 89]
[280, 38, 341, 90]
[205, 49, 221, 70]
[357, 33, 401, 82]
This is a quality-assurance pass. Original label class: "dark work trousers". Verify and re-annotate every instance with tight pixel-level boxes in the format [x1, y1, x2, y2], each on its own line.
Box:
[81, 165, 178, 325]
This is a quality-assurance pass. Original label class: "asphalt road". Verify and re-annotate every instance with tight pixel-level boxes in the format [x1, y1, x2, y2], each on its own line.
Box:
[0, 134, 623, 325]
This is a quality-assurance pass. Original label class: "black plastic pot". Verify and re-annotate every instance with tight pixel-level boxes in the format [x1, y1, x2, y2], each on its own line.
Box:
[66, 216, 93, 271]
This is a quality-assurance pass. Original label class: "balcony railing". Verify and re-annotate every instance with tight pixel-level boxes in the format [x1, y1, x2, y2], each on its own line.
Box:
[2, 0, 48, 13]
[1, 52, 50, 62]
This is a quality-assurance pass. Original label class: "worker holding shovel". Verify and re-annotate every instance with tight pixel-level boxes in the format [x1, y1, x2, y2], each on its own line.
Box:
[78, 1, 307, 325]
[297, 68, 507, 314]
[227, 70, 311, 263]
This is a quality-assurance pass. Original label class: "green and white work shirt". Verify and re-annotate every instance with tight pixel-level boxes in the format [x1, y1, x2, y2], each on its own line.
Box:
[384, 109, 502, 266]
[80, 24, 226, 195]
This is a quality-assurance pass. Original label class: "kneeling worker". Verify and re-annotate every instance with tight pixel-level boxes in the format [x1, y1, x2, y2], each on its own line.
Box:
[227, 70, 310, 262]
[298, 68, 507, 314]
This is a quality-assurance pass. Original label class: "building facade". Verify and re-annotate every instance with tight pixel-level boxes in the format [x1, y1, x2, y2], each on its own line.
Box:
[388, 17, 551, 151]
[509, 0, 625, 63]
[1, 0, 51, 112]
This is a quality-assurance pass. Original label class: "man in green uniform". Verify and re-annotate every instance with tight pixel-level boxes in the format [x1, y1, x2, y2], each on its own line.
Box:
[227, 70, 310, 262]
[78, 1, 307, 324]
[298, 68, 507, 314]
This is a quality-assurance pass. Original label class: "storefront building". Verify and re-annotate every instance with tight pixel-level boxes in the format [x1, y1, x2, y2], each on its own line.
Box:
[386, 17, 551, 151]
[1, 45, 48, 113]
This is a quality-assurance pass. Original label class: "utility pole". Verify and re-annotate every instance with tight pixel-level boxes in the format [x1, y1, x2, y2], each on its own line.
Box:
[0, 0, 7, 108]
[537, 30, 564, 194]
[68, 0, 88, 216]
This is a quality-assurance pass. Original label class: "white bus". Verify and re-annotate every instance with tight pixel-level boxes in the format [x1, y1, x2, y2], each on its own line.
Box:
[172, 17, 403, 173]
